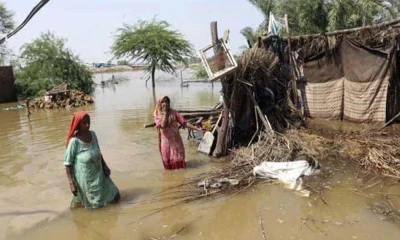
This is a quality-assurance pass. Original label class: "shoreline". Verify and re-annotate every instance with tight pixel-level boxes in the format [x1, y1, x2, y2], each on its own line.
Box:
[90, 66, 146, 74]
[90, 63, 202, 74]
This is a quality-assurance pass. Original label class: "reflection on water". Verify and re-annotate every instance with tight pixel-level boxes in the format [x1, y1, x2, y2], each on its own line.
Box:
[71, 208, 120, 240]
[0, 70, 399, 239]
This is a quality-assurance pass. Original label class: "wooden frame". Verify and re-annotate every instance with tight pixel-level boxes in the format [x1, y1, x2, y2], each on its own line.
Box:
[198, 40, 238, 81]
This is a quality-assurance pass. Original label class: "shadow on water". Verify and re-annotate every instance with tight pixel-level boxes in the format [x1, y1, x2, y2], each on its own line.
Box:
[71, 208, 119, 240]
[120, 187, 153, 203]
[185, 159, 207, 169]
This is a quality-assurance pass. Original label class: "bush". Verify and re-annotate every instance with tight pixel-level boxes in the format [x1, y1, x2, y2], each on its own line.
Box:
[15, 32, 94, 98]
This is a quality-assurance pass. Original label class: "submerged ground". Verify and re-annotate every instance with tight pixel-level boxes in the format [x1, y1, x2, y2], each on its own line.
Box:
[0, 70, 399, 240]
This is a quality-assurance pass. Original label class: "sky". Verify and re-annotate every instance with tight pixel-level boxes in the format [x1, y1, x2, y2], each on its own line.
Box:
[2, 0, 264, 64]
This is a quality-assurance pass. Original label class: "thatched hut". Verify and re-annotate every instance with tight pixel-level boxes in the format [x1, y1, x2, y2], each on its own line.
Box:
[216, 18, 400, 151]
[156, 20, 400, 204]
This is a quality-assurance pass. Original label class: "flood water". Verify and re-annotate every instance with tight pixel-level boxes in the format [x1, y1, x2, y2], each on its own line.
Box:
[0, 70, 399, 240]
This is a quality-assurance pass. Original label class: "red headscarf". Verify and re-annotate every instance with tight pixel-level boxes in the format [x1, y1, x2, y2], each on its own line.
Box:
[66, 111, 89, 148]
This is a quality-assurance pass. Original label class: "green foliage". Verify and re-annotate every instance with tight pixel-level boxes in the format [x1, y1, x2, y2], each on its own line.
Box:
[111, 18, 194, 87]
[241, 0, 274, 47]
[326, 0, 394, 31]
[247, 0, 274, 20]
[187, 56, 201, 64]
[386, 0, 400, 18]
[242, 0, 400, 41]
[0, 2, 14, 64]
[0, 2, 14, 34]
[277, 0, 328, 35]
[191, 64, 208, 80]
[117, 59, 130, 65]
[240, 27, 259, 47]
[15, 32, 94, 98]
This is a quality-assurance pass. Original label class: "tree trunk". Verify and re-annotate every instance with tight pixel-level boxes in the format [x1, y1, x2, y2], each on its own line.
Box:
[151, 65, 156, 88]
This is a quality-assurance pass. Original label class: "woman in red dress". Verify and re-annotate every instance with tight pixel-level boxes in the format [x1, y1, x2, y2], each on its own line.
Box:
[153, 96, 203, 169]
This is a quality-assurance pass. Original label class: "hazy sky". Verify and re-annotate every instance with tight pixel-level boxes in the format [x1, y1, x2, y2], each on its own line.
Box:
[2, 0, 264, 63]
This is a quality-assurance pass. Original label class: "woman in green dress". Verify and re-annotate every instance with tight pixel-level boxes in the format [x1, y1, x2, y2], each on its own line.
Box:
[64, 111, 120, 209]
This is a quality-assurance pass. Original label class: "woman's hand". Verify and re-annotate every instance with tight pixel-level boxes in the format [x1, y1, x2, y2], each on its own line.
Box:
[103, 166, 111, 177]
[186, 122, 205, 132]
[100, 154, 111, 177]
[70, 182, 77, 196]
[196, 126, 206, 132]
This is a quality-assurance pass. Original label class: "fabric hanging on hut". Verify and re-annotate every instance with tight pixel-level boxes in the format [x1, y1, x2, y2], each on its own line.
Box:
[301, 36, 394, 122]
[341, 37, 392, 122]
[302, 49, 344, 120]
[267, 12, 284, 35]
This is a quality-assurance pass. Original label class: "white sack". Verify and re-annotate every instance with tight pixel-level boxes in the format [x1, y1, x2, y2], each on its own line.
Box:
[253, 160, 320, 196]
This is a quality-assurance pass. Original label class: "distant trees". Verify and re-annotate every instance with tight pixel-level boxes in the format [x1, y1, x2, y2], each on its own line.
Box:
[111, 18, 193, 88]
[15, 32, 94, 97]
[117, 59, 130, 65]
[0, 2, 14, 64]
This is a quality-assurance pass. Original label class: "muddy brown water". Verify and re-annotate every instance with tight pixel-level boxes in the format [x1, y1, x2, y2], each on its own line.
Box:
[1, 70, 399, 239]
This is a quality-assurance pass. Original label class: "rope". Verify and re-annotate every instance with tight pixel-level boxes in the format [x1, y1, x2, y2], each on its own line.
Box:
[0, 0, 51, 45]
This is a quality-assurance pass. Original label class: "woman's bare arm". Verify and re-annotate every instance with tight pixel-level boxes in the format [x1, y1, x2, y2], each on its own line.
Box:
[66, 166, 77, 195]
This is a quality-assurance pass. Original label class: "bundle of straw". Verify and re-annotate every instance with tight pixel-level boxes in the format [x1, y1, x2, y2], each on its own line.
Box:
[157, 130, 317, 207]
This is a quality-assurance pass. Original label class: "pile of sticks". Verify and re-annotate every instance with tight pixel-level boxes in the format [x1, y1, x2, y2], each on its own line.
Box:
[154, 130, 316, 207]
[144, 102, 223, 129]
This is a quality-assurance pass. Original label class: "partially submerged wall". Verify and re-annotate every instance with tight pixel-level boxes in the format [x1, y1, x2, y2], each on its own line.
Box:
[0, 66, 17, 103]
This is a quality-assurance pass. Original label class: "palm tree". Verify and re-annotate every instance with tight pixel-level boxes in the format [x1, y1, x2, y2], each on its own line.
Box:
[243, 0, 400, 38]
[111, 18, 193, 88]
[240, 0, 274, 47]
[327, 0, 353, 31]
[386, 0, 400, 18]
[327, 0, 397, 31]
[240, 27, 258, 47]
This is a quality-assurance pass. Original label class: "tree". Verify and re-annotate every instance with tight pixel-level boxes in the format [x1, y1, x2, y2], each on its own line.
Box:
[15, 32, 94, 97]
[240, 27, 259, 47]
[240, 0, 274, 47]
[327, 0, 391, 31]
[117, 59, 130, 65]
[0, 2, 14, 64]
[243, 0, 400, 39]
[385, 0, 400, 18]
[111, 18, 193, 88]
[276, 0, 328, 34]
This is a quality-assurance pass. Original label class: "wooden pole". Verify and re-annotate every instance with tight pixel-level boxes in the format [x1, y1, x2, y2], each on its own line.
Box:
[285, 14, 298, 107]
[210, 21, 220, 87]
[25, 98, 31, 118]
[247, 87, 273, 133]
[210, 21, 229, 157]
[378, 110, 400, 131]
[210, 21, 219, 55]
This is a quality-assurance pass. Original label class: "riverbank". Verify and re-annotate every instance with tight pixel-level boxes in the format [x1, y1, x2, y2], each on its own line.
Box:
[90, 65, 146, 74]
[90, 63, 202, 74]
